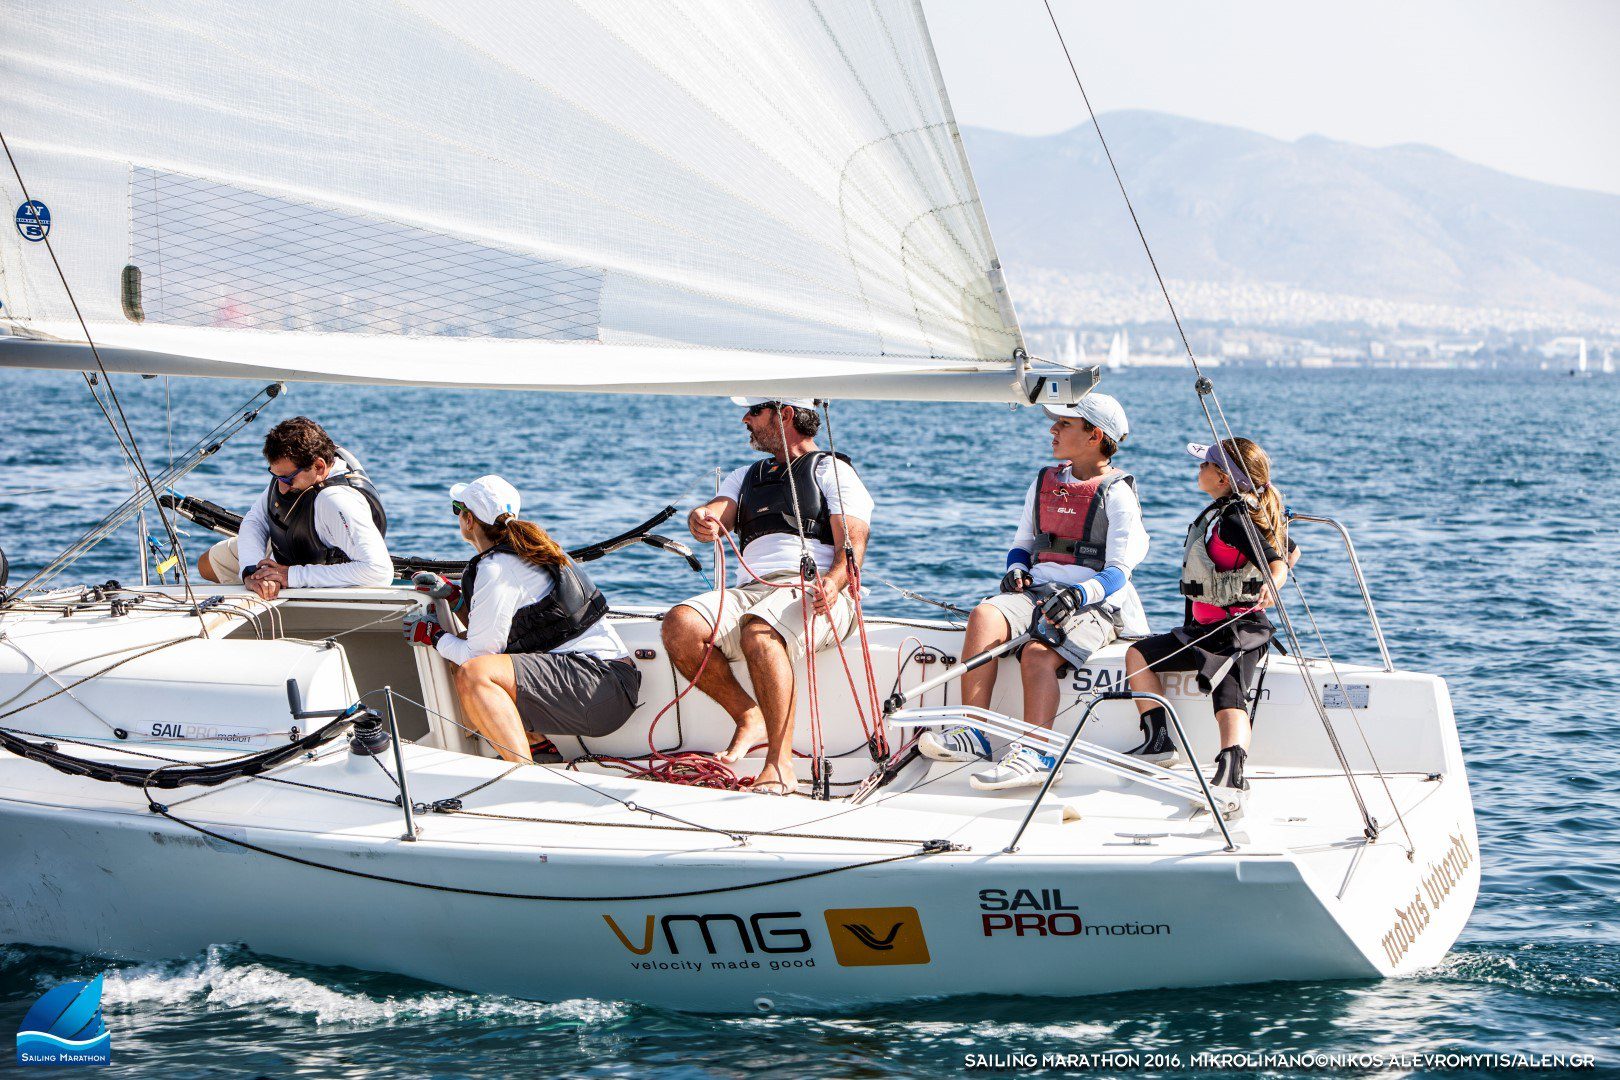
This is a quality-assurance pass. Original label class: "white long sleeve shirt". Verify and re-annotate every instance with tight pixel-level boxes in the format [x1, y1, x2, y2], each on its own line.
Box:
[1010, 466, 1151, 637]
[236, 459, 393, 589]
[435, 551, 628, 665]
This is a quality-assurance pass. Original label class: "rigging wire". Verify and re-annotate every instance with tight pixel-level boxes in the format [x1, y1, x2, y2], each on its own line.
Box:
[1040, 2, 1409, 853]
[818, 399, 887, 753]
[0, 130, 199, 607]
[771, 402, 831, 794]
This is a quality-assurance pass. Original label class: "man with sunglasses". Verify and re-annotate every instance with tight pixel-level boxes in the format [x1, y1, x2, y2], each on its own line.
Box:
[661, 396, 873, 796]
[197, 416, 391, 600]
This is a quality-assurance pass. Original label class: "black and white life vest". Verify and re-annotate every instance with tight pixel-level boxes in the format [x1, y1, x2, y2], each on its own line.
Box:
[1031, 467, 1135, 573]
[1178, 497, 1269, 609]
[264, 448, 387, 567]
[734, 451, 853, 550]
[459, 545, 609, 654]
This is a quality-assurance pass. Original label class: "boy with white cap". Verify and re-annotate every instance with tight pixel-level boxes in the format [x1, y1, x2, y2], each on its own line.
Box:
[662, 397, 873, 795]
[920, 393, 1151, 791]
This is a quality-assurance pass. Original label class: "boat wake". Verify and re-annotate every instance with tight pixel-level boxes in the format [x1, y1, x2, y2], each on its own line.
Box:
[1428, 943, 1620, 999]
[90, 945, 630, 1028]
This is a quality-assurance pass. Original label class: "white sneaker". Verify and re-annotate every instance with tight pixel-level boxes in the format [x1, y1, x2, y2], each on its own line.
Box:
[969, 744, 1062, 792]
[918, 724, 992, 762]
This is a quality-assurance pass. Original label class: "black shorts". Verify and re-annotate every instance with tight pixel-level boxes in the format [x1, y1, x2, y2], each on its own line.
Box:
[512, 653, 642, 739]
[1130, 620, 1270, 713]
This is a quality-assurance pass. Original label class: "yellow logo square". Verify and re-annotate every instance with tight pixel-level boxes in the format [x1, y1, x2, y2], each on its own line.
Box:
[823, 906, 930, 967]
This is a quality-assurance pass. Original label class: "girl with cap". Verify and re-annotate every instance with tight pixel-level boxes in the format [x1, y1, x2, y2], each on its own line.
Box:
[918, 392, 1152, 792]
[1123, 437, 1295, 814]
[404, 475, 641, 764]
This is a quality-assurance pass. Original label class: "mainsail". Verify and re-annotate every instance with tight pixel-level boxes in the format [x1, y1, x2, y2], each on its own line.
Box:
[0, 0, 1057, 400]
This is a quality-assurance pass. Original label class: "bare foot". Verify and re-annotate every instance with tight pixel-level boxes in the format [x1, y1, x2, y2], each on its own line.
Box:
[750, 762, 800, 796]
[716, 710, 767, 764]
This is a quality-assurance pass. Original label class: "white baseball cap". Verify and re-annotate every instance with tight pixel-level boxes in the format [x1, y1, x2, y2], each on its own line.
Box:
[1042, 392, 1129, 443]
[449, 475, 522, 525]
[730, 396, 818, 410]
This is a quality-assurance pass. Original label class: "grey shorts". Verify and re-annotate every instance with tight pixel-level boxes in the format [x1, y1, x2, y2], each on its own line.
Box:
[977, 590, 1119, 667]
[512, 653, 642, 739]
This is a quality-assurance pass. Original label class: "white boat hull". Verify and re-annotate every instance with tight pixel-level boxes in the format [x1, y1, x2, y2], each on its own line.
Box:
[0, 585, 1479, 1012]
[0, 788, 1475, 1013]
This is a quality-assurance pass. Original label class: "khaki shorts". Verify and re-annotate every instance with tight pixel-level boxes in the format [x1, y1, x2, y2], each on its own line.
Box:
[977, 589, 1118, 667]
[676, 570, 858, 663]
[204, 536, 244, 583]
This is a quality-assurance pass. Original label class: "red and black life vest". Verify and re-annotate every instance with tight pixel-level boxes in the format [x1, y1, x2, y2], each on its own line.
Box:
[1031, 467, 1135, 572]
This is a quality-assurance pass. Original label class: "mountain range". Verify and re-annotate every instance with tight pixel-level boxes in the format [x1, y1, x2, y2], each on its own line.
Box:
[962, 111, 1620, 322]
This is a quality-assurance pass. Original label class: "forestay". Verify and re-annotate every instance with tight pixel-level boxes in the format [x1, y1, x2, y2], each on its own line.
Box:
[0, 0, 1034, 398]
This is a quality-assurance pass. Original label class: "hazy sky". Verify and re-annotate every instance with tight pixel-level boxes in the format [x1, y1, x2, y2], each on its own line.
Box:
[925, 0, 1620, 196]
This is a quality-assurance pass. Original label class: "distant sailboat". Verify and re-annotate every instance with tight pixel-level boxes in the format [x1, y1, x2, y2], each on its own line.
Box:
[1603, 348, 1615, 376]
[1572, 339, 1593, 377]
[1106, 329, 1129, 370]
[1060, 329, 1086, 368]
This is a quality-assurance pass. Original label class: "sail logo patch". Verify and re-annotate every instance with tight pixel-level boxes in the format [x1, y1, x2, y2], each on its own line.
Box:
[15, 972, 111, 1066]
[822, 907, 930, 967]
[15, 200, 50, 242]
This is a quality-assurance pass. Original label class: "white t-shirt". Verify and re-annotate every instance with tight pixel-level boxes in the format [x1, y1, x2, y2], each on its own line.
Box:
[237, 459, 393, 589]
[715, 454, 874, 581]
[435, 551, 628, 665]
[1011, 466, 1151, 637]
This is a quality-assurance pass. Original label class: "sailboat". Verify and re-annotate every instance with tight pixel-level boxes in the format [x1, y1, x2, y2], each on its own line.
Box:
[1572, 339, 1593, 377]
[1106, 329, 1129, 371]
[0, 1, 1477, 1013]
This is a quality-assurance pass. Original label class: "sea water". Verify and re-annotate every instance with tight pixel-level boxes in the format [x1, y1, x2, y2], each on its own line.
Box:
[0, 366, 1615, 1075]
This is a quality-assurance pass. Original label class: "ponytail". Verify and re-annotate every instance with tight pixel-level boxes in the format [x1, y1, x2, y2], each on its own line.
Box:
[1248, 483, 1288, 558]
[1220, 437, 1288, 557]
[487, 514, 569, 568]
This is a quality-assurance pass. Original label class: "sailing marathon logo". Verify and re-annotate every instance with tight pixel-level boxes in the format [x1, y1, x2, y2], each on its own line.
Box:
[603, 906, 930, 972]
[16, 972, 111, 1067]
[14, 200, 50, 242]
[978, 888, 1171, 939]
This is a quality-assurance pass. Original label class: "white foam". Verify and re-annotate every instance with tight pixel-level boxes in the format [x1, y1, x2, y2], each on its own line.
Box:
[101, 945, 626, 1026]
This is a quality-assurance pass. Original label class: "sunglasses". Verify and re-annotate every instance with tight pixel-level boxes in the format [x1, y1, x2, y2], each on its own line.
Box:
[744, 402, 780, 418]
[451, 500, 468, 517]
[267, 463, 306, 486]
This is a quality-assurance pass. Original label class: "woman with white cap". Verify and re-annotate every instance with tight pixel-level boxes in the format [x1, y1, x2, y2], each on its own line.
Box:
[1122, 437, 1294, 815]
[403, 475, 640, 763]
[918, 393, 1151, 792]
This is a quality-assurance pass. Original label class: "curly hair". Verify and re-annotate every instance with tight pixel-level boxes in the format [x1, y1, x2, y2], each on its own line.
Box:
[263, 416, 336, 469]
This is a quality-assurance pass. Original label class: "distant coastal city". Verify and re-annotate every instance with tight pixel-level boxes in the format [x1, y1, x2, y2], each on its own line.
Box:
[1016, 271, 1620, 373]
